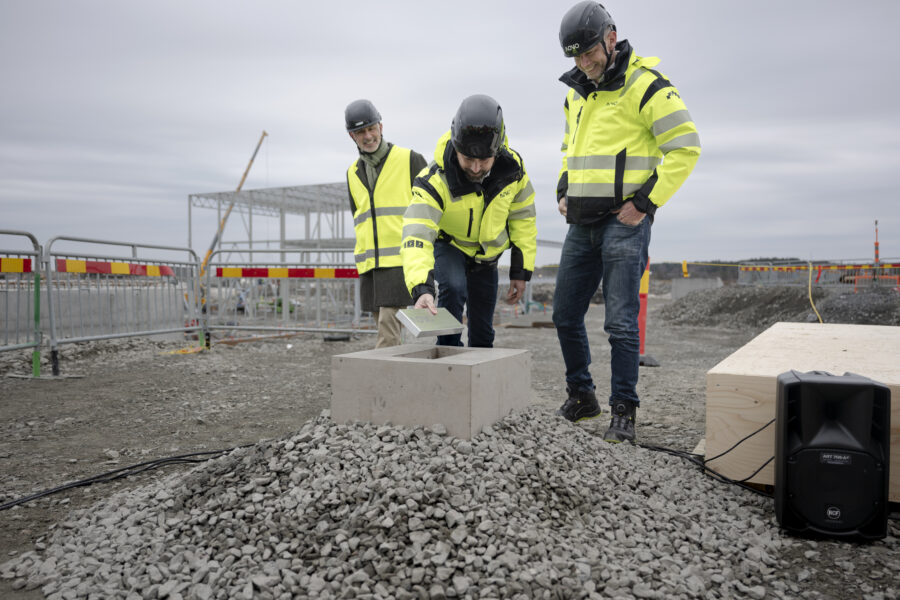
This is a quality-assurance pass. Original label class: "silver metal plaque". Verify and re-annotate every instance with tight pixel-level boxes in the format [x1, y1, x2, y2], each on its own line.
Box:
[396, 307, 464, 338]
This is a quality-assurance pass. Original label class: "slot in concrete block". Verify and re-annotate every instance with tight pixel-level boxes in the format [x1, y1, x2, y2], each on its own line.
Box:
[331, 344, 533, 439]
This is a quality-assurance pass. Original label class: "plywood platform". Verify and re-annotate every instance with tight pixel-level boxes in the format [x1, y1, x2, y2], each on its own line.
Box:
[705, 322, 900, 501]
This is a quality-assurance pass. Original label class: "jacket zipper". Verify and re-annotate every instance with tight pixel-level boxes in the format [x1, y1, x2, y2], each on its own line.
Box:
[467, 208, 474, 237]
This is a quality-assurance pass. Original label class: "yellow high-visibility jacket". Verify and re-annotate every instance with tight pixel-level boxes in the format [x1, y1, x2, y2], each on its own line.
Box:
[347, 145, 415, 274]
[401, 131, 537, 300]
[558, 40, 700, 223]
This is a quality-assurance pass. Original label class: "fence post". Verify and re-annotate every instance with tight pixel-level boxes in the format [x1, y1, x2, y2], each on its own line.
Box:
[0, 230, 43, 377]
[32, 264, 41, 377]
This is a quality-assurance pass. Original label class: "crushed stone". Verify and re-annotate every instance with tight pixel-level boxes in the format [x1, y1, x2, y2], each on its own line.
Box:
[8, 407, 893, 599]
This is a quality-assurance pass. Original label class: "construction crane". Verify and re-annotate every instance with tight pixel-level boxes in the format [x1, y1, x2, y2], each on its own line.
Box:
[199, 130, 268, 279]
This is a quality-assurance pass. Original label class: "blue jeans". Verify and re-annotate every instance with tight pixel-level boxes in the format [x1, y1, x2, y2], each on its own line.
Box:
[552, 216, 650, 406]
[433, 239, 498, 347]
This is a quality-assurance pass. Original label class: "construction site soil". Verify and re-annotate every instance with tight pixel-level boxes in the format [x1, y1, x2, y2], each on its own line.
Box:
[0, 284, 898, 599]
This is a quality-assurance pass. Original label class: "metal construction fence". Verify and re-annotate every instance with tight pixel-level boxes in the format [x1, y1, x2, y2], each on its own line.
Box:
[4, 229, 897, 377]
[1, 236, 376, 376]
[735, 259, 900, 289]
[202, 248, 373, 339]
[44, 236, 203, 374]
[0, 231, 43, 376]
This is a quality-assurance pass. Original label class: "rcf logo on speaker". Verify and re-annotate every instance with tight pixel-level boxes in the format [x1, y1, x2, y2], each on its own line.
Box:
[825, 506, 842, 521]
[819, 452, 851, 465]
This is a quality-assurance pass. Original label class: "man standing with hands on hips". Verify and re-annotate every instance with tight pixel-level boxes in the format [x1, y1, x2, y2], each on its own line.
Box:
[345, 99, 427, 348]
[401, 94, 537, 348]
[552, 2, 700, 442]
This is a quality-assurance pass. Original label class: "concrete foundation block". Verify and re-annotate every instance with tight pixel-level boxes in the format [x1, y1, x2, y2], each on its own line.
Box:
[331, 344, 533, 439]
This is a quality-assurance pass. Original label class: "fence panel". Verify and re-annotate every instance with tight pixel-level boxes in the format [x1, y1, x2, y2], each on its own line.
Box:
[737, 259, 900, 290]
[0, 230, 43, 376]
[45, 236, 201, 374]
[203, 249, 374, 340]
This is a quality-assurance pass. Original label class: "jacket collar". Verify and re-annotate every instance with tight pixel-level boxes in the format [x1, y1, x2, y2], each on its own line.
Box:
[559, 39, 633, 98]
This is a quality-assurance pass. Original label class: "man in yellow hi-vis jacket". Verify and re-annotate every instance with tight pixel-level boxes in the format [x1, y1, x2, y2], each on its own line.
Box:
[345, 99, 427, 347]
[401, 94, 537, 347]
[552, 2, 700, 442]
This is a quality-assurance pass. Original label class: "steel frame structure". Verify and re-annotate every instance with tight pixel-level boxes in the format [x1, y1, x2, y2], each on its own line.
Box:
[187, 182, 355, 256]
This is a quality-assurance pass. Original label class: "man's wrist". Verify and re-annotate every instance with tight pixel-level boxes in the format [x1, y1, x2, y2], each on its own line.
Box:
[630, 192, 657, 216]
[411, 283, 435, 304]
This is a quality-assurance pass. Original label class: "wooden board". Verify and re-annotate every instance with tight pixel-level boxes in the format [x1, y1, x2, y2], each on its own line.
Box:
[705, 322, 900, 501]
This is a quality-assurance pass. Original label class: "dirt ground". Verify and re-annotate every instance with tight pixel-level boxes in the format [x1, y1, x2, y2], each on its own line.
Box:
[1, 289, 898, 599]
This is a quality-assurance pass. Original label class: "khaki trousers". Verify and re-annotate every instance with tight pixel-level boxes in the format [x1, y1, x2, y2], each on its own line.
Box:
[374, 307, 403, 348]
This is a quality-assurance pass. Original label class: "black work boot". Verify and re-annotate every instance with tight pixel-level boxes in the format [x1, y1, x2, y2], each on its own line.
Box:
[555, 386, 602, 423]
[603, 399, 637, 443]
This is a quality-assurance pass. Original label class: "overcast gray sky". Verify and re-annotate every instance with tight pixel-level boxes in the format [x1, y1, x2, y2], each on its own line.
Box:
[2, 0, 898, 266]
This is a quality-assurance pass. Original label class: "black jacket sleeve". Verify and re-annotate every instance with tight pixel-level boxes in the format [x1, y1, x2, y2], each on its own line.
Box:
[409, 151, 428, 186]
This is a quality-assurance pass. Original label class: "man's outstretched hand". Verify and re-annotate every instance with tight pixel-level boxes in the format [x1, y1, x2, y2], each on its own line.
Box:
[414, 293, 438, 315]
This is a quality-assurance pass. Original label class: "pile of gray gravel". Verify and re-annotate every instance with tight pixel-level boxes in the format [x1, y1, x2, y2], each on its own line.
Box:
[659, 285, 900, 330]
[7, 406, 890, 600]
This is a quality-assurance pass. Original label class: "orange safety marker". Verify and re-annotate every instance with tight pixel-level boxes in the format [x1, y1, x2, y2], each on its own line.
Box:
[638, 259, 659, 367]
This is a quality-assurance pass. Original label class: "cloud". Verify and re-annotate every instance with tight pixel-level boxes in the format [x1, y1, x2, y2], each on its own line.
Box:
[1, 0, 898, 265]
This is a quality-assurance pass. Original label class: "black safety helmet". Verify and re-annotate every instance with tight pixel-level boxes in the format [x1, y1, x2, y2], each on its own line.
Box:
[344, 99, 381, 132]
[450, 94, 504, 159]
[559, 1, 616, 58]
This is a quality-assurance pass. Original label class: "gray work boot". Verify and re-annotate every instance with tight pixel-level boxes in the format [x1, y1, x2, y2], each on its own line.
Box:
[555, 386, 602, 423]
[603, 399, 637, 443]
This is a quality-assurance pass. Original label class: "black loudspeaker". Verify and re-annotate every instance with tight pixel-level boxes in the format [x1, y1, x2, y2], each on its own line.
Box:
[775, 370, 891, 540]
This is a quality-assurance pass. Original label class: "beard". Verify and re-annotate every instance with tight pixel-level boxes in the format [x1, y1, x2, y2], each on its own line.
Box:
[462, 168, 489, 183]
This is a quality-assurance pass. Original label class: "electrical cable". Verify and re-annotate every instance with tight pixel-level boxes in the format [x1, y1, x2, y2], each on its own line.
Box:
[637, 441, 774, 498]
[0, 446, 251, 512]
[807, 261, 824, 323]
[637, 418, 777, 499]
[703, 418, 775, 464]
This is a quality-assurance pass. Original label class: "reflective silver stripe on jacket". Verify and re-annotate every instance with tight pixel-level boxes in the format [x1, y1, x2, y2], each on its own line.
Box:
[567, 155, 661, 171]
[651, 110, 693, 137]
[402, 223, 438, 243]
[482, 229, 509, 249]
[659, 132, 701, 153]
[375, 206, 409, 217]
[567, 182, 644, 197]
[620, 67, 650, 97]
[354, 206, 408, 226]
[355, 245, 402, 264]
[404, 203, 443, 224]
[353, 210, 371, 226]
[512, 180, 534, 204]
[509, 204, 536, 220]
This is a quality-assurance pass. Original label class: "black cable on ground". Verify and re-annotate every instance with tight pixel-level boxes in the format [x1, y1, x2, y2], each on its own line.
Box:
[637, 441, 775, 498]
[0, 446, 252, 512]
[703, 418, 775, 464]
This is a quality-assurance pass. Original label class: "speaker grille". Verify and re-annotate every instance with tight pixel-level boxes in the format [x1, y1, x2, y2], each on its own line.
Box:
[775, 370, 890, 540]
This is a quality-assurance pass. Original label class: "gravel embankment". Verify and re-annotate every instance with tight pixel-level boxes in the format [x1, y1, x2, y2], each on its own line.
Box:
[4, 406, 863, 600]
[659, 285, 900, 329]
